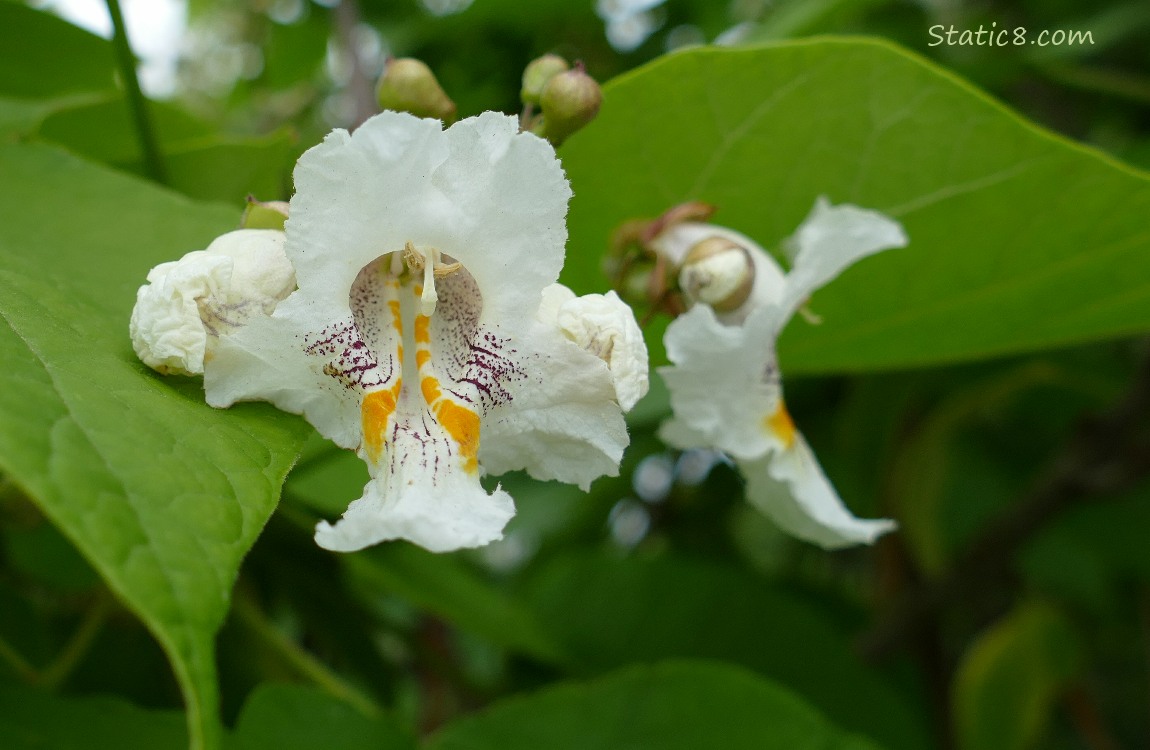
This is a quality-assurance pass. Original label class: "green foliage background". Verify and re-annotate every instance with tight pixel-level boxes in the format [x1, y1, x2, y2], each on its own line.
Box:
[1, 0, 1148, 748]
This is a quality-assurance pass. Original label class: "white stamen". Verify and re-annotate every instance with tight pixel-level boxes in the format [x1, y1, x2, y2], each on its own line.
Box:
[421, 246, 438, 316]
[797, 304, 822, 325]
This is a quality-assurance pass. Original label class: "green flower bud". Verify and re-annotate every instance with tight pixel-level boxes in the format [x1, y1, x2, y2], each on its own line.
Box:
[241, 196, 290, 231]
[520, 54, 569, 106]
[537, 63, 602, 146]
[376, 58, 457, 124]
[678, 236, 755, 313]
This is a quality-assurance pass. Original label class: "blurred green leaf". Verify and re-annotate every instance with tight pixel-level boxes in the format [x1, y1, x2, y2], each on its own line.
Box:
[524, 553, 930, 750]
[0, 683, 187, 749]
[343, 545, 565, 665]
[34, 97, 296, 202]
[561, 40, 1150, 372]
[262, 15, 329, 89]
[0, 583, 51, 679]
[428, 660, 884, 750]
[1021, 487, 1150, 615]
[891, 361, 1064, 573]
[0, 3, 114, 99]
[0, 143, 310, 749]
[163, 134, 297, 203]
[0, 94, 101, 140]
[36, 97, 211, 164]
[2, 519, 99, 592]
[284, 448, 366, 518]
[1025, 2, 1150, 62]
[745, 0, 892, 42]
[227, 683, 415, 750]
[953, 600, 1082, 750]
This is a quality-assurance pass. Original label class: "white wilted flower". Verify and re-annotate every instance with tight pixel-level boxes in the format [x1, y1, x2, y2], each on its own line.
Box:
[129, 229, 295, 375]
[152, 110, 647, 554]
[650, 198, 908, 548]
[537, 283, 649, 411]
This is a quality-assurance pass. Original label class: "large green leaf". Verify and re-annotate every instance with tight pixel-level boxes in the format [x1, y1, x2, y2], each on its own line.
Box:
[524, 553, 930, 750]
[952, 601, 1082, 750]
[561, 39, 1150, 373]
[428, 661, 882, 750]
[0, 143, 310, 749]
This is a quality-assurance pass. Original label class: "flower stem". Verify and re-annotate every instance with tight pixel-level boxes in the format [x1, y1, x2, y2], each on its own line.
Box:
[332, 0, 377, 129]
[0, 631, 39, 684]
[232, 592, 380, 717]
[104, 0, 167, 184]
[39, 591, 113, 690]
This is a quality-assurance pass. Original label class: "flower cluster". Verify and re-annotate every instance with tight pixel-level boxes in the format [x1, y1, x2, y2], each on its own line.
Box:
[132, 103, 908, 556]
[132, 111, 647, 553]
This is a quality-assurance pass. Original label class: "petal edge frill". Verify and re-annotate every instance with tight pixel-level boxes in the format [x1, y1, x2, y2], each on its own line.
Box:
[658, 305, 779, 461]
[480, 318, 628, 491]
[778, 197, 908, 322]
[739, 437, 896, 549]
[315, 453, 515, 553]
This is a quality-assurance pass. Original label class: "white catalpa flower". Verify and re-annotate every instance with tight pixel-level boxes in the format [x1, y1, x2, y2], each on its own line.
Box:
[651, 198, 908, 548]
[200, 111, 640, 553]
[129, 229, 295, 375]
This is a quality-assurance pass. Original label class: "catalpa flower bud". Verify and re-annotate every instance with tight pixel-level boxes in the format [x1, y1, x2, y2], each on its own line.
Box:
[535, 63, 602, 146]
[521, 53, 569, 106]
[678, 236, 754, 313]
[241, 196, 290, 231]
[376, 58, 457, 123]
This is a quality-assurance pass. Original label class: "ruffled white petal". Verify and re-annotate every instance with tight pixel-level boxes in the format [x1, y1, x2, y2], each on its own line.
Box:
[130, 253, 227, 375]
[659, 305, 779, 460]
[205, 288, 367, 448]
[287, 111, 569, 339]
[480, 315, 628, 491]
[539, 283, 649, 411]
[130, 229, 291, 375]
[778, 197, 908, 323]
[659, 305, 896, 547]
[315, 429, 515, 554]
[208, 112, 571, 444]
[739, 439, 896, 549]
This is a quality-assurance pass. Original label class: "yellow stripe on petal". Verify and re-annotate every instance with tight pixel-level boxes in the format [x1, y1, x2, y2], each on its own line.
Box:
[361, 383, 401, 462]
[765, 401, 796, 449]
[388, 300, 402, 334]
[414, 314, 431, 344]
[421, 375, 442, 404]
[435, 399, 480, 474]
